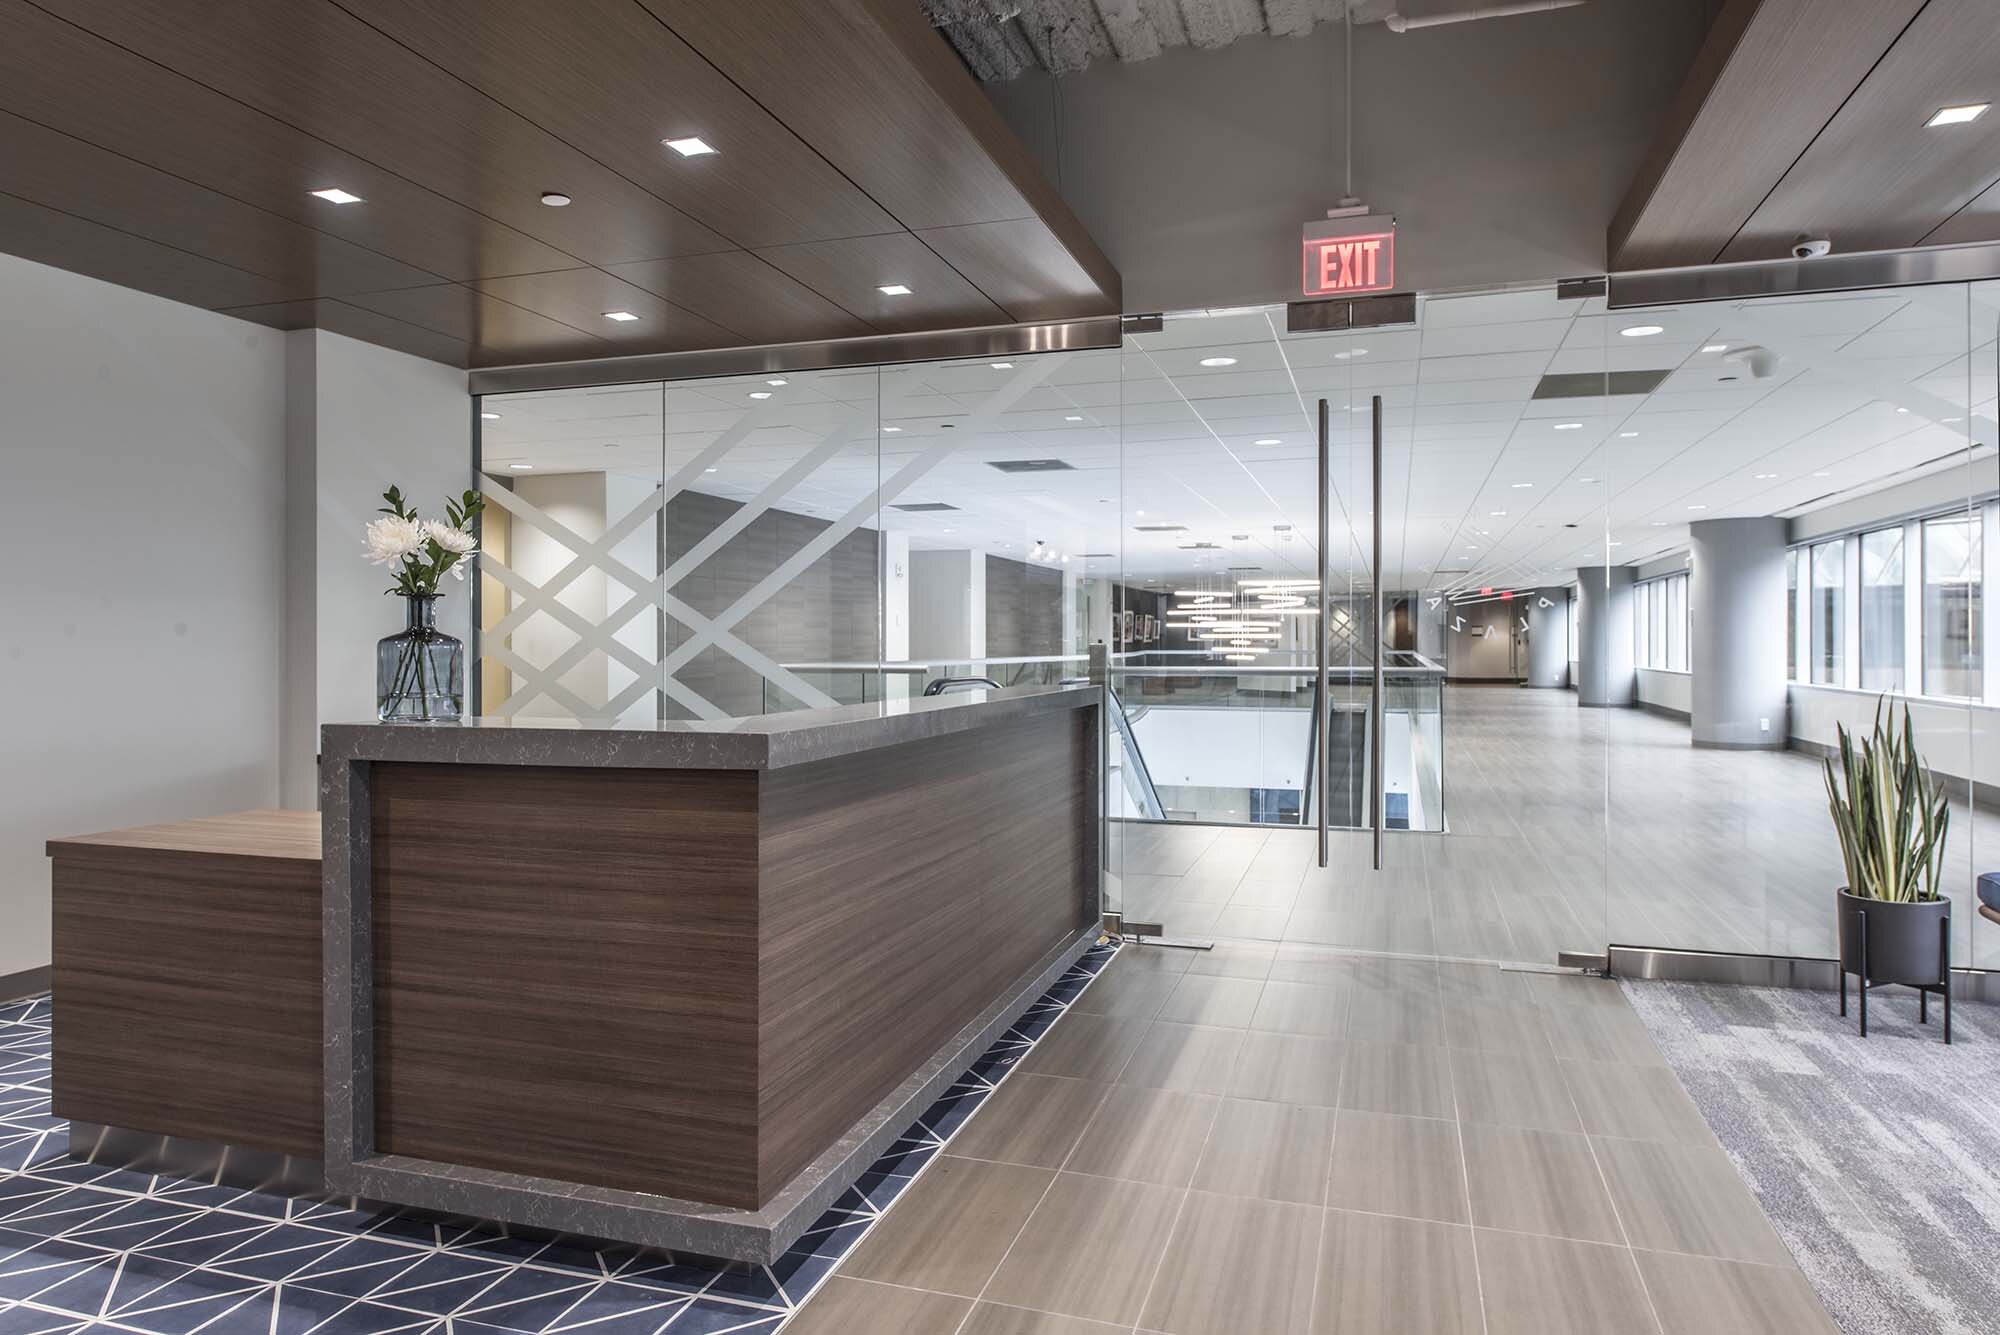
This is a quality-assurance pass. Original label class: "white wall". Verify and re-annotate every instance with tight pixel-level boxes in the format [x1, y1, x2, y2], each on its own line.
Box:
[909, 549, 986, 660]
[0, 253, 287, 979]
[283, 331, 469, 802]
[1636, 668, 1691, 718]
[985, 3, 1706, 313]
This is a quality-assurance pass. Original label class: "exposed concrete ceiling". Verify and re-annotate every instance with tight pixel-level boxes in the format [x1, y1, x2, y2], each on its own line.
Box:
[921, 0, 1403, 81]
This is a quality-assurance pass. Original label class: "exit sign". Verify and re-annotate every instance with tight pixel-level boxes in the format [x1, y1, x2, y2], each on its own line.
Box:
[1302, 216, 1396, 298]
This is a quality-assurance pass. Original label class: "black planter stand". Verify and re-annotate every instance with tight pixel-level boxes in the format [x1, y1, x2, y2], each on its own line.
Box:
[1837, 890, 1951, 1044]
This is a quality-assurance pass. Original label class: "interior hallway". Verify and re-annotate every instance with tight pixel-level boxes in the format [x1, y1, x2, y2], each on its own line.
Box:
[787, 941, 1836, 1335]
[1118, 685, 2000, 969]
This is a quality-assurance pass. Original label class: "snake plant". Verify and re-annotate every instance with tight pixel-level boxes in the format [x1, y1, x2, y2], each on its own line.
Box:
[1822, 700, 1950, 903]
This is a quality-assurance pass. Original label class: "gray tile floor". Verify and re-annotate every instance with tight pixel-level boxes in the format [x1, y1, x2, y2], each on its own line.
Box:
[1113, 685, 2000, 969]
[787, 944, 1839, 1335]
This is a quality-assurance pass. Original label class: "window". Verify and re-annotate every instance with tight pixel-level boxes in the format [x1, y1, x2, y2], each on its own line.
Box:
[1859, 527, 1905, 691]
[1786, 548, 1800, 681]
[1810, 539, 1845, 685]
[1922, 514, 1981, 697]
[1636, 572, 1689, 672]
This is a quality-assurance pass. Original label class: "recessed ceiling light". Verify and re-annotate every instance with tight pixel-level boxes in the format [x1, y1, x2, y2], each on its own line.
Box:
[877, 283, 913, 296]
[990, 362, 1014, 370]
[1553, 422, 1584, 431]
[1511, 482, 1534, 489]
[766, 377, 788, 386]
[1701, 343, 1727, 354]
[1618, 430, 1639, 438]
[480, 412, 500, 420]
[748, 391, 772, 400]
[509, 463, 533, 471]
[1753, 472, 1779, 480]
[1895, 406, 1910, 413]
[1489, 510, 1507, 517]
[1620, 325, 1664, 338]
[1334, 348, 1368, 359]
[539, 191, 571, 207]
[309, 187, 363, 204]
[1813, 470, 1831, 477]
[1926, 103, 1989, 127]
[1687, 504, 1708, 511]
[1943, 416, 1964, 423]
[1577, 476, 1598, 483]
[1254, 437, 1281, 445]
[704, 467, 717, 473]
[1608, 540, 1624, 548]
[1066, 415, 1085, 422]
[1200, 356, 1237, 367]
[603, 310, 639, 322]
[882, 426, 902, 433]
[662, 136, 716, 156]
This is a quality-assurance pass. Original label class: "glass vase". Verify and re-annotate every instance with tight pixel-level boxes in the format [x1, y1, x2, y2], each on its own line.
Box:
[377, 594, 463, 723]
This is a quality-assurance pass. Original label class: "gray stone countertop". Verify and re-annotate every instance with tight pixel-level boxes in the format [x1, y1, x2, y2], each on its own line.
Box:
[320, 683, 1097, 771]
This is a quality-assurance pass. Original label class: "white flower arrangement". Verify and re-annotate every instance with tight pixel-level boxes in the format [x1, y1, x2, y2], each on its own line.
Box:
[365, 485, 485, 596]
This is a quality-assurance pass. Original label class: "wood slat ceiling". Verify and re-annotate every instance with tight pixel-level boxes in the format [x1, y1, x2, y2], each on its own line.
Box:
[1611, 0, 2000, 270]
[0, 0, 1119, 368]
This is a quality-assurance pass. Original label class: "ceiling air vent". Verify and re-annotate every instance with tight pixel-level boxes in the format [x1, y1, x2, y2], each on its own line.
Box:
[1133, 523, 1188, 532]
[1077, 552, 1115, 558]
[987, 458, 1074, 473]
[890, 502, 959, 512]
[1532, 370, 1672, 399]
[1228, 565, 1264, 572]
[1179, 541, 1221, 550]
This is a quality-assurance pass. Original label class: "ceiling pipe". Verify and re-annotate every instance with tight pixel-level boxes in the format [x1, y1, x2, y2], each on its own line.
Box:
[1385, 0, 1586, 32]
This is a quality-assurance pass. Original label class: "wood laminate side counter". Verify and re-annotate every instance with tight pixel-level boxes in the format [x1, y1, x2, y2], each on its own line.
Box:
[319, 684, 1102, 1261]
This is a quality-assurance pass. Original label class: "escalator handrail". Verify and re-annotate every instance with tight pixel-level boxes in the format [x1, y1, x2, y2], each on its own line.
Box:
[1106, 685, 1166, 821]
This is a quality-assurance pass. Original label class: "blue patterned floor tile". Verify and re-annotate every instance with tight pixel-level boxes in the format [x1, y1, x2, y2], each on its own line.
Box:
[289, 1297, 442, 1335]
[448, 1268, 599, 1332]
[363, 1253, 516, 1316]
[0, 947, 1121, 1335]
[0, 1303, 88, 1335]
[655, 1297, 784, 1334]
[0, 1233, 108, 1277]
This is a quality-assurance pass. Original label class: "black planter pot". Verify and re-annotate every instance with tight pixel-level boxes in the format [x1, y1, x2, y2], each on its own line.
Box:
[1836, 888, 1951, 1042]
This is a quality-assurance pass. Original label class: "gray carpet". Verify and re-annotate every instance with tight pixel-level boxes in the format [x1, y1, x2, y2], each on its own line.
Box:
[1622, 977, 2000, 1335]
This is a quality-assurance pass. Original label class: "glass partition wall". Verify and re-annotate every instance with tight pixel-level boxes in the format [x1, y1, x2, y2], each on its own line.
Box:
[471, 273, 1999, 976]
[1604, 278, 1993, 974]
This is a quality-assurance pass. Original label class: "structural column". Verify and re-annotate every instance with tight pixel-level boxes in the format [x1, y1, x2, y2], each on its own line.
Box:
[1575, 566, 1635, 707]
[1689, 517, 1788, 748]
[1524, 586, 1570, 688]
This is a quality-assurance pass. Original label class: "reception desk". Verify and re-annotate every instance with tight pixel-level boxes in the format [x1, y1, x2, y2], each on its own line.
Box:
[318, 685, 1101, 1260]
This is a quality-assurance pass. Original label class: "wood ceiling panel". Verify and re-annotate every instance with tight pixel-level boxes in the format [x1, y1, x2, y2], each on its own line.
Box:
[0, 107, 438, 299]
[645, 0, 1119, 311]
[336, 284, 612, 365]
[1925, 176, 2000, 246]
[917, 218, 1115, 323]
[0, 0, 1119, 365]
[45, 0, 732, 265]
[1720, 0, 2000, 260]
[471, 268, 749, 353]
[329, 0, 898, 250]
[751, 233, 1010, 334]
[219, 297, 473, 367]
[1609, 0, 1927, 270]
[0, 187, 287, 309]
[0, 0, 579, 283]
[603, 251, 875, 345]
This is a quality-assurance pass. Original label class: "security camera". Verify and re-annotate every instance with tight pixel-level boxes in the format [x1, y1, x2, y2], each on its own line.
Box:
[1724, 344, 1780, 379]
[1791, 235, 1833, 260]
